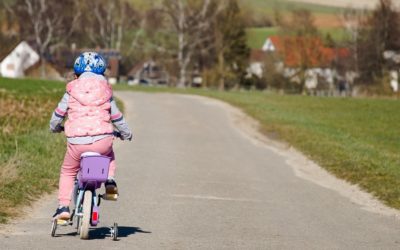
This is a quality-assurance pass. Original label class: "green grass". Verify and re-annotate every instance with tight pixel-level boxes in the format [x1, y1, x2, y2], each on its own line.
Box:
[246, 27, 278, 49]
[246, 26, 348, 49]
[115, 85, 400, 209]
[0, 77, 65, 222]
[320, 27, 348, 42]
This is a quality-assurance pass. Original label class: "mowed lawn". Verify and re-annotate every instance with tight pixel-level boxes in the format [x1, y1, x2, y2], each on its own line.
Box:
[0, 78, 66, 222]
[202, 91, 400, 209]
[117, 85, 400, 209]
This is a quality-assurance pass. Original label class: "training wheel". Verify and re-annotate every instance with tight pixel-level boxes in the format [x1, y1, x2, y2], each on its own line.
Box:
[111, 222, 118, 241]
[51, 219, 57, 237]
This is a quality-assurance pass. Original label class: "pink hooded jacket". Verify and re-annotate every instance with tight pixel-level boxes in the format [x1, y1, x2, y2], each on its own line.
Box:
[64, 77, 113, 137]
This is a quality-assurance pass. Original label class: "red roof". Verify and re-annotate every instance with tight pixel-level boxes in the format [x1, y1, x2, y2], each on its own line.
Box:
[267, 35, 350, 67]
[250, 49, 266, 62]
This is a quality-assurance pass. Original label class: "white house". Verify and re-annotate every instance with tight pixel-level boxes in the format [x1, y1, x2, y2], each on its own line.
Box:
[250, 36, 351, 93]
[0, 41, 40, 78]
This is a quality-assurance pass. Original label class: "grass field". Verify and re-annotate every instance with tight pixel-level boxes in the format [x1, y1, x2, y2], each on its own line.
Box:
[242, 0, 344, 14]
[246, 27, 347, 49]
[115, 85, 400, 209]
[0, 78, 65, 222]
[246, 27, 278, 49]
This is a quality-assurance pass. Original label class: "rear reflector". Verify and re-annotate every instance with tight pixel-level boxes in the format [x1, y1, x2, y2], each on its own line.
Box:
[92, 211, 98, 221]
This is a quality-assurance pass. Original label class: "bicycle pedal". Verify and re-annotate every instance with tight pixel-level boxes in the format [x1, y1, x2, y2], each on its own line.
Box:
[57, 219, 69, 226]
[103, 193, 118, 201]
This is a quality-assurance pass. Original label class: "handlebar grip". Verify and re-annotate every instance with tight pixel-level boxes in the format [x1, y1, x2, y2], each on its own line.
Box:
[113, 131, 122, 138]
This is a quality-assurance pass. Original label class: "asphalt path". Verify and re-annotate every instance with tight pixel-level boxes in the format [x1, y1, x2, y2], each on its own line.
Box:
[1, 92, 400, 249]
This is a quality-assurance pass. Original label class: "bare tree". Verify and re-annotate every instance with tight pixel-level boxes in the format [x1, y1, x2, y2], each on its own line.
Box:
[340, 8, 367, 77]
[81, 0, 138, 50]
[163, 0, 225, 87]
[12, 0, 78, 77]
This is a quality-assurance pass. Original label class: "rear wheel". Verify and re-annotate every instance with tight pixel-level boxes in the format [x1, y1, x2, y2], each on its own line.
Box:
[76, 214, 81, 234]
[79, 190, 92, 239]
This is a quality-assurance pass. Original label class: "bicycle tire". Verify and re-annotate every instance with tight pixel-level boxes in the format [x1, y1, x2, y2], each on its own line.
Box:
[79, 190, 92, 239]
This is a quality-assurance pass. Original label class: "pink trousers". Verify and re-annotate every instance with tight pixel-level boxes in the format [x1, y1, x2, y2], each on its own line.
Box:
[58, 136, 116, 206]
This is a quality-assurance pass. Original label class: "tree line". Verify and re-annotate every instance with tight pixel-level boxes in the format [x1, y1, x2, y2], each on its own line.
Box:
[1, 0, 400, 93]
[0, 0, 249, 89]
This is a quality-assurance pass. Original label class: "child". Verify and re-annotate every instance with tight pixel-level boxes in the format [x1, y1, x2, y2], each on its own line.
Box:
[50, 52, 132, 220]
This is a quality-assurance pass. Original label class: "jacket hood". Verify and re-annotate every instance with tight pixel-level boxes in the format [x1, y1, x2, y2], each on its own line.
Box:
[66, 78, 112, 106]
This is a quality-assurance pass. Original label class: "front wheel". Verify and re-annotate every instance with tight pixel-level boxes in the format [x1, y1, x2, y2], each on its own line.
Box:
[79, 190, 92, 239]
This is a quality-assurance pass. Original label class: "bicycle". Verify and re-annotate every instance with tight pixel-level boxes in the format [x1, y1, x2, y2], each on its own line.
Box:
[51, 131, 121, 240]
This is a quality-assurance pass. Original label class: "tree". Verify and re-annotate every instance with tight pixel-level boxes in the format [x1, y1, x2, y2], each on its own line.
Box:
[358, 0, 400, 83]
[214, 0, 249, 90]
[340, 8, 367, 77]
[275, 9, 324, 92]
[163, 0, 223, 87]
[11, 0, 78, 77]
[80, 0, 139, 50]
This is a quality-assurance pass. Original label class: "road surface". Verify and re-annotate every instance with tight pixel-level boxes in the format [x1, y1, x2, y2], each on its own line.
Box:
[1, 92, 400, 249]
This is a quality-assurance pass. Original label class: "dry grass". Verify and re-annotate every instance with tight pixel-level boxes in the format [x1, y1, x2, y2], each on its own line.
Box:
[0, 78, 65, 222]
[0, 93, 55, 135]
[314, 13, 342, 28]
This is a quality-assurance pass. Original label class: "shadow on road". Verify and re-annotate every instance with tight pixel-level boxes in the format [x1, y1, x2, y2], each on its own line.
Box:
[54, 226, 151, 240]
[89, 226, 151, 240]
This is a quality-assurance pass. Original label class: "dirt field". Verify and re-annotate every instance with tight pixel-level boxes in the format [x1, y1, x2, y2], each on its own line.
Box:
[289, 0, 393, 9]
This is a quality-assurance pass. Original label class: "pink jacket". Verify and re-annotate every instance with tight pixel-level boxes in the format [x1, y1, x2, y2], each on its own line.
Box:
[64, 78, 113, 137]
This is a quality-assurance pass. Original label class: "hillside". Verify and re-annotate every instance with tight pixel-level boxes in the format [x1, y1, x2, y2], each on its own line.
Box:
[288, 0, 381, 9]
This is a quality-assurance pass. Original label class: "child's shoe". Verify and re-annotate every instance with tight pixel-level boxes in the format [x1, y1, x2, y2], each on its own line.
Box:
[52, 206, 70, 220]
[105, 178, 118, 201]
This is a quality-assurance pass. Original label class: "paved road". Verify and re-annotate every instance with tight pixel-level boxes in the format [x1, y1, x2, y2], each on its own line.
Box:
[1, 92, 400, 249]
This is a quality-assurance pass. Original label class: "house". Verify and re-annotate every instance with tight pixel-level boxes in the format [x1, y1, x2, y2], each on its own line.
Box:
[251, 35, 351, 92]
[262, 36, 350, 68]
[127, 60, 169, 86]
[247, 49, 266, 78]
[0, 41, 40, 78]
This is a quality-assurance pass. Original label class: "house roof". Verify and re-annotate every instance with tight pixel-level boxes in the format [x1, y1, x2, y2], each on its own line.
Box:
[265, 35, 350, 67]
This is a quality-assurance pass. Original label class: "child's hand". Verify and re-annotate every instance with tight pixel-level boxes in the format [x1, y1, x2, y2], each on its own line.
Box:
[113, 131, 132, 141]
[51, 125, 64, 133]
[126, 133, 133, 141]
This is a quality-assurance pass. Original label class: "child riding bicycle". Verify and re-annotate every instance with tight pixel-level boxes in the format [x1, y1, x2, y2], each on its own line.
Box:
[49, 52, 132, 220]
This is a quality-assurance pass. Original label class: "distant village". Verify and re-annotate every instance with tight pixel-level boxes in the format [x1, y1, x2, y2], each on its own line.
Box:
[0, 41, 169, 87]
[2, 36, 399, 96]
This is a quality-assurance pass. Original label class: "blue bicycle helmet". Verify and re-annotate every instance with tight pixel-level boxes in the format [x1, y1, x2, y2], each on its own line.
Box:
[73, 52, 107, 75]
